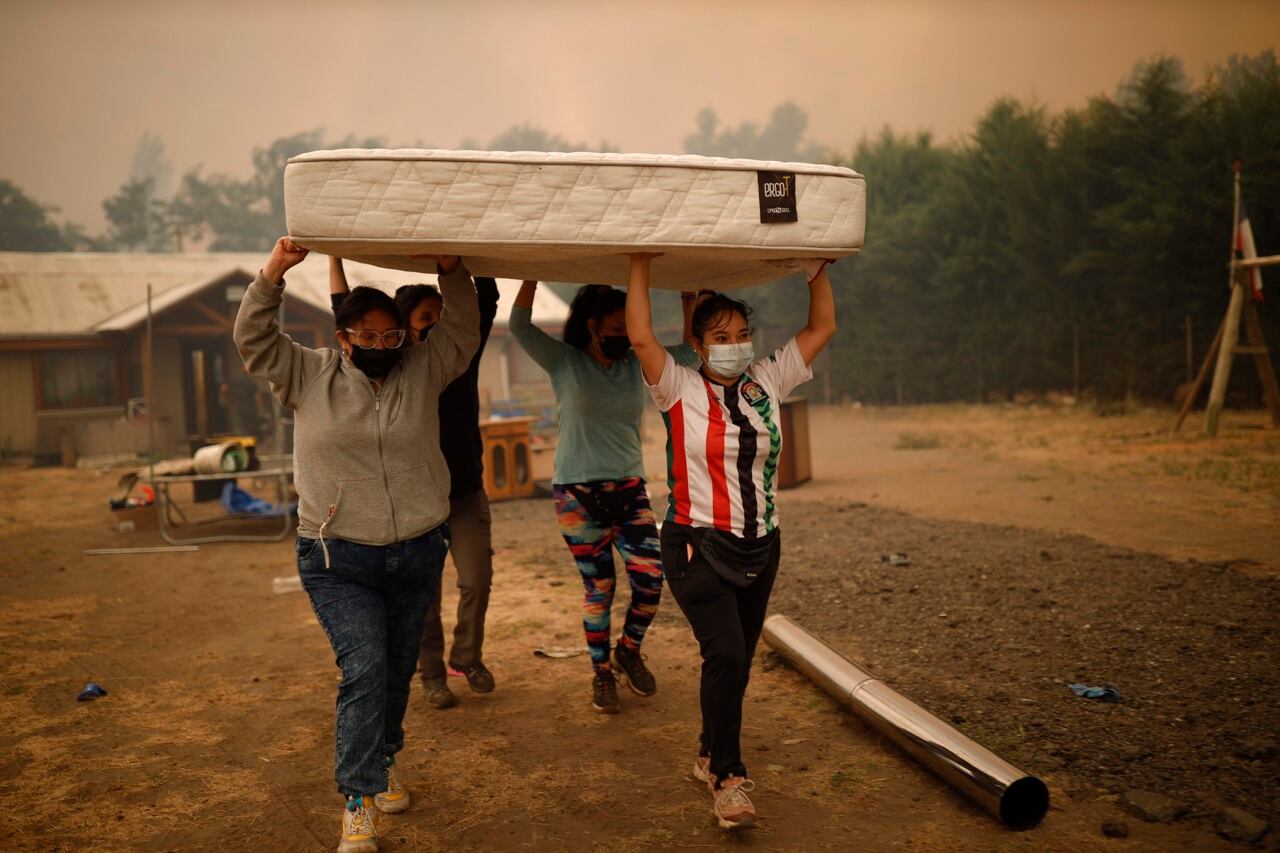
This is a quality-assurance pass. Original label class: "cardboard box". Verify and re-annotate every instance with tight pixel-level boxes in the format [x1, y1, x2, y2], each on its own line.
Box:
[109, 504, 158, 533]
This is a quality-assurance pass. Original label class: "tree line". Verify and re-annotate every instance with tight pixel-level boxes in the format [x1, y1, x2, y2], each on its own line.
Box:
[728, 53, 1278, 404]
[1, 52, 1276, 403]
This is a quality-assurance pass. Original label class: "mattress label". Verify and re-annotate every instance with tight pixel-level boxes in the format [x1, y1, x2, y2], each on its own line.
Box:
[756, 171, 798, 223]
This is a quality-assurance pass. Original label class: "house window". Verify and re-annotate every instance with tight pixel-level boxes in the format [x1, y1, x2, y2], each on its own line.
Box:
[38, 350, 121, 410]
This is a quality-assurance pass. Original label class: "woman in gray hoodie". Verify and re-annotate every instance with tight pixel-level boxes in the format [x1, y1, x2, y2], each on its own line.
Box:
[235, 237, 479, 853]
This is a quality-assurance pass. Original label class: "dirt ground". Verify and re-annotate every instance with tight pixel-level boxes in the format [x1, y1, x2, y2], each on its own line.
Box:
[1, 403, 1277, 851]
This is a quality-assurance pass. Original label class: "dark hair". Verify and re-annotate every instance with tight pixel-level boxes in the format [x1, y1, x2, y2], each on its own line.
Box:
[563, 285, 626, 350]
[335, 286, 403, 331]
[394, 283, 443, 321]
[692, 292, 753, 341]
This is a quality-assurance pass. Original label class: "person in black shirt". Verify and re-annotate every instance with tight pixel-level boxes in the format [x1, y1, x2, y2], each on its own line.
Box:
[330, 256, 500, 710]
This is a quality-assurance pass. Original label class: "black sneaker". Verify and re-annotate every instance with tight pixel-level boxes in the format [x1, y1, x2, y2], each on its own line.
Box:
[591, 670, 620, 714]
[459, 662, 495, 694]
[612, 643, 657, 697]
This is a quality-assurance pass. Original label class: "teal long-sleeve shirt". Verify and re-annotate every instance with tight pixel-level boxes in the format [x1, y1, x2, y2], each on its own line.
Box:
[508, 305, 701, 485]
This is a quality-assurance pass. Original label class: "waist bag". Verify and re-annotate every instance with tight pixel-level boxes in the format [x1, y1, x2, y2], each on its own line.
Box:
[565, 480, 641, 525]
[691, 527, 779, 589]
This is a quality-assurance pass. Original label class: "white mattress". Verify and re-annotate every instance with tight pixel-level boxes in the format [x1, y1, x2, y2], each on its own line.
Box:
[285, 149, 865, 290]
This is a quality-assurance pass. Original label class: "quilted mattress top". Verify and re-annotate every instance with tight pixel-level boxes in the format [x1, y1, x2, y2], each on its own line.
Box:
[285, 149, 865, 290]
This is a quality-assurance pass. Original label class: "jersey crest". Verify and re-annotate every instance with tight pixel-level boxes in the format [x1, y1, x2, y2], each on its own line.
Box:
[740, 379, 768, 407]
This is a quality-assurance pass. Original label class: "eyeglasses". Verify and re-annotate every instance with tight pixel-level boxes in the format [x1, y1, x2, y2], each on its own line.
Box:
[344, 328, 407, 349]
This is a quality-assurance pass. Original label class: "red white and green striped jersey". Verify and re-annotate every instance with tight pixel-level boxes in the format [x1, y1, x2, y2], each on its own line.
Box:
[646, 339, 812, 538]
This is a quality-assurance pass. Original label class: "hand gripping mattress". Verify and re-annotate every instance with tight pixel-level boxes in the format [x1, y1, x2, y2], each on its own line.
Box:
[285, 149, 865, 290]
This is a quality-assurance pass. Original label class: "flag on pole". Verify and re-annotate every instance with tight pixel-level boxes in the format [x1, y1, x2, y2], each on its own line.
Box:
[1235, 202, 1264, 301]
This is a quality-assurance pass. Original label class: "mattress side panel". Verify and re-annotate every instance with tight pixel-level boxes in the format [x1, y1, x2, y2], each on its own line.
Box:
[285, 159, 865, 253]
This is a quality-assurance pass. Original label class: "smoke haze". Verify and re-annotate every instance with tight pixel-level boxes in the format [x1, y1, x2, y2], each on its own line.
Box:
[2, 0, 1277, 228]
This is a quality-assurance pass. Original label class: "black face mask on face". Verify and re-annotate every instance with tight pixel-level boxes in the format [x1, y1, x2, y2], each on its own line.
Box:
[349, 346, 403, 378]
[600, 334, 631, 361]
[417, 325, 432, 343]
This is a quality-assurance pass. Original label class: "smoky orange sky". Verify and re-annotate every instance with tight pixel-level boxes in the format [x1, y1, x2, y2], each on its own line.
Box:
[2, 0, 1278, 230]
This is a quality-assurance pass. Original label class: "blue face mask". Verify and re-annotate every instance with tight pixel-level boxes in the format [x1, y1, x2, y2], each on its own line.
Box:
[706, 342, 754, 379]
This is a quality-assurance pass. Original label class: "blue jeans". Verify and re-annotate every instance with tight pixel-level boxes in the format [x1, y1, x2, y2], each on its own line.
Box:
[297, 526, 447, 797]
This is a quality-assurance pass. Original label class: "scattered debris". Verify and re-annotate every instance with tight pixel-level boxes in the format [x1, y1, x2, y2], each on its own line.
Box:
[76, 682, 108, 702]
[532, 646, 591, 659]
[1069, 683, 1121, 702]
[1101, 821, 1129, 838]
[879, 552, 911, 566]
[272, 576, 303, 594]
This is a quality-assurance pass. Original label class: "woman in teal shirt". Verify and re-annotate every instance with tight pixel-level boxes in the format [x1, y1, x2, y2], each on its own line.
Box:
[510, 281, 699, 713]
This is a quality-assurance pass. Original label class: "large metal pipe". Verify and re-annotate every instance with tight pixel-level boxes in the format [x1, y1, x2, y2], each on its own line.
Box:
[762, 614, 1049, 829]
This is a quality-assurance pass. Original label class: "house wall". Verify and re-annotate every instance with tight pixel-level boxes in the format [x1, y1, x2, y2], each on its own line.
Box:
[0, 352, 37, 454]
[152, 336, 188, 451]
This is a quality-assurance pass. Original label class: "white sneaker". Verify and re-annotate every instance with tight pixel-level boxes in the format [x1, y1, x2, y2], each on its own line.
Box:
[692, 753, 711, 784]
[711, 775, 757, 831]
[338, 795, 377, 853]
[374, 762, 410, 814]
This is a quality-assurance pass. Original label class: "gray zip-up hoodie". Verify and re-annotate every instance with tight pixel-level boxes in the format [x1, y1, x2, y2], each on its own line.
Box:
[234, 265, 480, 547]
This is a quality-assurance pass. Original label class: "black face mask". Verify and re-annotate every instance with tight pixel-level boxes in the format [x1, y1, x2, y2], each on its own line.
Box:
[349, 346, 403, 378]
[417, 325, 432, 343]
[600, 335, 631, 360]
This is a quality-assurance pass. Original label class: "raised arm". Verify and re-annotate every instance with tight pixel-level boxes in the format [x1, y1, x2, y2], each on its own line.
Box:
[328, 256, 351, 313]
[507, 280, 568, 372]
[234, 237, 325, 407]
[625, 254, 667, 385]
[514, 279, 536, 310]
[328, 257, 349, 314]
[418, 255, 480, 386]
[794, 262, 837, 366]
[475, 276, 500, 348]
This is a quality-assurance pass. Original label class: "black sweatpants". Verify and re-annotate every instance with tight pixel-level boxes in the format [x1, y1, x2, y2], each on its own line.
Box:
[660, 522, 781, 782]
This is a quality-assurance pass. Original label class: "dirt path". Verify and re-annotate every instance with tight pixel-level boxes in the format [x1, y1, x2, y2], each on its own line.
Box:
[2, 458, 1272, 850]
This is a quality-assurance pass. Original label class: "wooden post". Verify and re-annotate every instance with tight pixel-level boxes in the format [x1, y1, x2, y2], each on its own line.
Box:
[1175, 314, 1225, 431]
[1242, 301, 1280, 428]
[1184, 314, 1193, 384]
[147, 284, 155, 478]
[1072, 322, 1080, 399]
[1206, 283, 1247, 437]
[1204, 163, 1245, 437]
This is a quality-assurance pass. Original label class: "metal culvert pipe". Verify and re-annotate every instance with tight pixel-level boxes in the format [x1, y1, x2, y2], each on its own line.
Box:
[762, 614, 1049, 829]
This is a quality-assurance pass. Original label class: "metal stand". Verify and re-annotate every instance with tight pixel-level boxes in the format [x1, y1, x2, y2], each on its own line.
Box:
[145, 466, 294, 545]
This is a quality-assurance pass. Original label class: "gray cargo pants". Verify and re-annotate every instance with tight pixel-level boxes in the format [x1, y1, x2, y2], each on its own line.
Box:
[419, 487, 494, 680]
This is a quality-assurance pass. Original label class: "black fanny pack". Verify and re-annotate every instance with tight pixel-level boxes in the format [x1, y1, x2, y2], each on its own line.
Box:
[690, 527, 779, 589]
[565, 481, 640, 524]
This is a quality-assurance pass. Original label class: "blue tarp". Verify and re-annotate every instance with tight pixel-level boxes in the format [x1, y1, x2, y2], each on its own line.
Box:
[220, 482, 297, 518]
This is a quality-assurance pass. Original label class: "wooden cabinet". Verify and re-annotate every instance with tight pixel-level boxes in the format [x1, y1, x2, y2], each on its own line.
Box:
[481, 417, 537, 501]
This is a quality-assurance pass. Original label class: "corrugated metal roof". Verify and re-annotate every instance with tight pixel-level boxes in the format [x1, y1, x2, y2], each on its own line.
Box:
[0, 252, 568, 338]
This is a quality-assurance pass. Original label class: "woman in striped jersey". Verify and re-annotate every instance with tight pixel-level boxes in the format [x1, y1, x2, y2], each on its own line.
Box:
[624, 253, 836, 831]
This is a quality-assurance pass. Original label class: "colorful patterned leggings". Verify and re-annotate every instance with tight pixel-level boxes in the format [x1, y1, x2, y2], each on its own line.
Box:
[552, 478, 665, 672]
